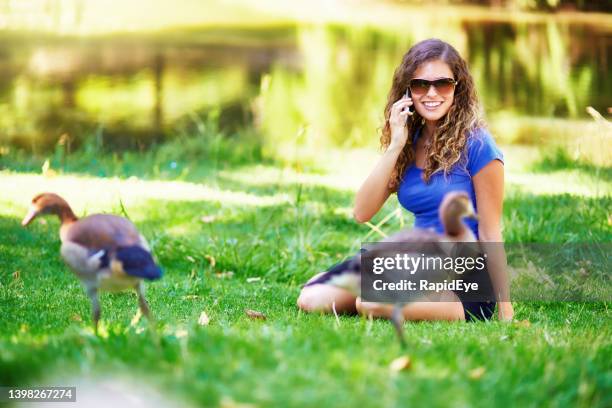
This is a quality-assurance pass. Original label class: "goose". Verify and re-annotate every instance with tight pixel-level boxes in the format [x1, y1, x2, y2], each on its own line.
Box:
[22, 193, 163, 333]
[305, 191, 480, 347]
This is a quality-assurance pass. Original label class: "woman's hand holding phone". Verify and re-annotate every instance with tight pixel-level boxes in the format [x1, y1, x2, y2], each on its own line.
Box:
[388, 90, 414, 151]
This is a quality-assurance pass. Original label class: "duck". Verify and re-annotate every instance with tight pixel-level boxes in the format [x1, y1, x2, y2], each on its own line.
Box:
[304, 191, 479, 347]
[22, 193, 163, 333]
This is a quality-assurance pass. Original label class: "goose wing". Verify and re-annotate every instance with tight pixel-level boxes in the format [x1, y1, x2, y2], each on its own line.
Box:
[63, 214, 142, 249]
[62, 214, 162, 280]
[307, 228, 456, 297]
[303, 256, 361, 292]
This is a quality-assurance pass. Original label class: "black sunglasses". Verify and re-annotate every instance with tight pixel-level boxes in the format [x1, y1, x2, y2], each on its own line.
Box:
[408, 78, 457, 96]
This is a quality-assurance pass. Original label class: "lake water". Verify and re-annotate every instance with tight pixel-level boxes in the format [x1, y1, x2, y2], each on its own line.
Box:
[0, 20, 610, 152]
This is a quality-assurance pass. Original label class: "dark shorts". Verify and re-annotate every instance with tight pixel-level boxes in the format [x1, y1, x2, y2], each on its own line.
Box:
[454, 260, 496, 322]
[459, 300, 496, 321]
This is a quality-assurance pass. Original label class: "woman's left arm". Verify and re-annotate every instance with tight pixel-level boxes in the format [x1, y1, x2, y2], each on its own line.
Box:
[473, 159, 514, 321]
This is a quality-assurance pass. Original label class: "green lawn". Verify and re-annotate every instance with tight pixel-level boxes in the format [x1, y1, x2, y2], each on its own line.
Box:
[0, 141, 610, 407]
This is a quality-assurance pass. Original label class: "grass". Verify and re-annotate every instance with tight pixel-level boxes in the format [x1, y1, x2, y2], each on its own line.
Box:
[531, 147, 612, 181]
[0, 136, 610, 407]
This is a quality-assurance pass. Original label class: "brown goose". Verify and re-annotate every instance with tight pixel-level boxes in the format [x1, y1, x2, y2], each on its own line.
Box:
[22, 193, 163, 333]
[305, 191, 479, 346]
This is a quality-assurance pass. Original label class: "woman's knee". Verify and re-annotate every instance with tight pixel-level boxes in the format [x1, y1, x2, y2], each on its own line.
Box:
[297, 286, 327, 312]
[297, 282, 357, 314]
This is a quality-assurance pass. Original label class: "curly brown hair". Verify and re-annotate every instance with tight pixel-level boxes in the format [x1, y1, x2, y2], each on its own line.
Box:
[381, 39, 485, 190]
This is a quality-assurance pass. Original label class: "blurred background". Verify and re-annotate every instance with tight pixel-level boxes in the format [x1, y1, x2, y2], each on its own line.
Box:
[0, 0, 610, 166]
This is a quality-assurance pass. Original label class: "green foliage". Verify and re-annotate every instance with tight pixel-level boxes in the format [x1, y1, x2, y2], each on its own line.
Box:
[0, 112, 267, 180]
[3, 16, 610, 156]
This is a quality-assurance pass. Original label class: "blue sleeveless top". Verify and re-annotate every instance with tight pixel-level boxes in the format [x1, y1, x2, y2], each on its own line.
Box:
[397, 127, 504, 239]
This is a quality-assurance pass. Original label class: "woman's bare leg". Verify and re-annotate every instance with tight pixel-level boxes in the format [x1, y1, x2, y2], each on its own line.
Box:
[355, 290, 465, 321]
[297, 272, 357, 314]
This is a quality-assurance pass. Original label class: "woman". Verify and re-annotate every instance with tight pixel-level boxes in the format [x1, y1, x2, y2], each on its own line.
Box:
[298, 38, 514, 322]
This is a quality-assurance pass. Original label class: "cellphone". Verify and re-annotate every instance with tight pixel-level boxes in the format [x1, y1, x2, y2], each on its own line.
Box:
[404, 89, 414, 124]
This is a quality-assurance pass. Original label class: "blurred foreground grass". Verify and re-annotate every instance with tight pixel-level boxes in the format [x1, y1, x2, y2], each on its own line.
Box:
[0, 132, 610, 407]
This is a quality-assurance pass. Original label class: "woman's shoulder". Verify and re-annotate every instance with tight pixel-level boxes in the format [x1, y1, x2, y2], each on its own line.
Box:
[464, 127, 504, 176]
[466, 127, 498, 147]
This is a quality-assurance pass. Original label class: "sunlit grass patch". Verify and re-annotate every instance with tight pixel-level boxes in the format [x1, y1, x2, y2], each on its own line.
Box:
[489, 115, 611, 168]
[532, 146, 612, 181]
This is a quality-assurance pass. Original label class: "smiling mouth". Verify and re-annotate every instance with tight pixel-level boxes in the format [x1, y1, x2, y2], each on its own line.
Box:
[423, 101, 443, 108]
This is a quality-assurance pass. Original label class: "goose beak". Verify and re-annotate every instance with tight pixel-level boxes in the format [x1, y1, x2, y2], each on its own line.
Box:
[21, 207, 39, 226]
[464, 212, 479, 222]
[463, 203, 479, 221]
